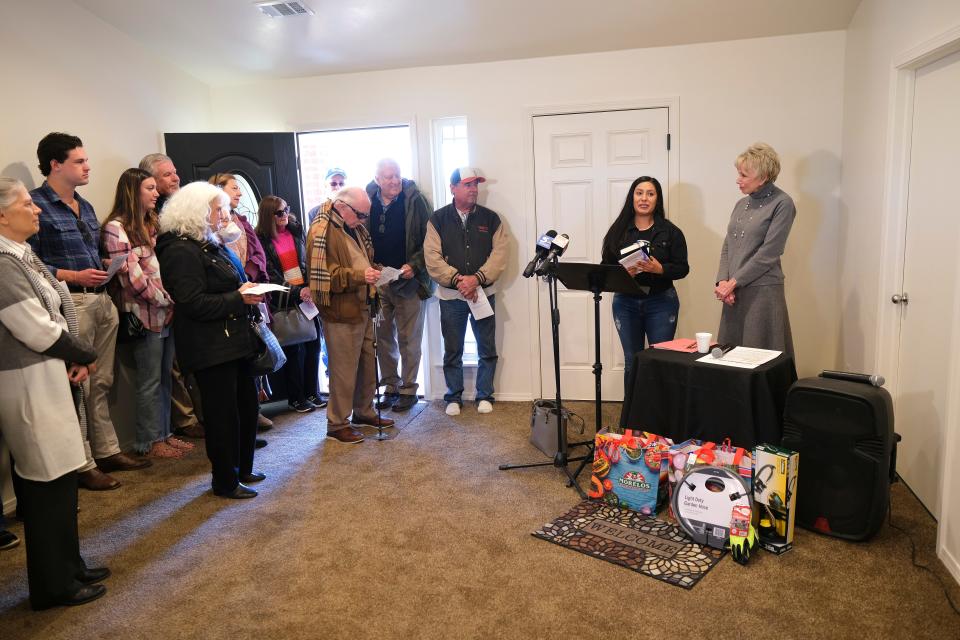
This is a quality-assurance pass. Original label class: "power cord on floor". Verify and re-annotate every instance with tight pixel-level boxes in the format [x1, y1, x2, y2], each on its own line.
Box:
[887, 483, 960, 616]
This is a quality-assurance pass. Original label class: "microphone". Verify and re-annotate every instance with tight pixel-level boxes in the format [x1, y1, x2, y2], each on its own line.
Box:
[522, 230, 557, 278]
[819, 370, 885, 387]
[535, 234, 570, 276]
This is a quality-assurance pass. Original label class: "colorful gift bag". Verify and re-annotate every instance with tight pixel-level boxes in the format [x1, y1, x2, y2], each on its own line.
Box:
[666, 439, 706, 520]
[589, 430, 672, 515]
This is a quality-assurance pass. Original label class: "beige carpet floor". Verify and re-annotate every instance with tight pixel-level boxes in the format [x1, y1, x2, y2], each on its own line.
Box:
[0, 400, 957, 639]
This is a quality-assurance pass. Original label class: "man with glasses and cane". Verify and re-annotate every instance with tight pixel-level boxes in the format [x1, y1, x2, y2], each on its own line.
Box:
[306, 187, 395, 444]
[364, 159, 434, 413]
[29, 132, 151, 490]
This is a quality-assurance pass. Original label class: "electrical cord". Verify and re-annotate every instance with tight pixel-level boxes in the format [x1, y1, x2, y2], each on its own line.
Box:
[887, 484, 959, 616]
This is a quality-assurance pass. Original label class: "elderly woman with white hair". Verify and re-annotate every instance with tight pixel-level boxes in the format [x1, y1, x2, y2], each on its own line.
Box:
[714, 142, 796, 355]
[155, 181, 266, 499]
[0, 176, 109, 609]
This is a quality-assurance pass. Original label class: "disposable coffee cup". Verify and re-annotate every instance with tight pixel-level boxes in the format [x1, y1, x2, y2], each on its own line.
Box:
[695, 332, 712, 354]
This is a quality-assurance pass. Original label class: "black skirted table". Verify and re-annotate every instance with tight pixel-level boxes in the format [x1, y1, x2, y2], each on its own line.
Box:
[619, 348, 797, 448]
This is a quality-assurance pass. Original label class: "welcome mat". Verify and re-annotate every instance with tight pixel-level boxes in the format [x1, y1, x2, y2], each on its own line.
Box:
[532, 500, 725, 589]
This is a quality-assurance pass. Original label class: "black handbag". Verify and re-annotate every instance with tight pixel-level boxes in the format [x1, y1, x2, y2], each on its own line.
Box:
[248, 317, 287, 376]
[116, 311, 146, 344]
[270, 291, 318, 346]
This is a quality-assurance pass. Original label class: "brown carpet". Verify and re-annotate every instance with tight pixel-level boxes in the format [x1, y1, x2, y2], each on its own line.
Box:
[0, 400, 957, 639]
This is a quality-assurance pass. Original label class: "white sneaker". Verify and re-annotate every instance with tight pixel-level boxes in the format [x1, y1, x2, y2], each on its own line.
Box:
[477, 400, 493, 414]
[445, 402, 461, 416]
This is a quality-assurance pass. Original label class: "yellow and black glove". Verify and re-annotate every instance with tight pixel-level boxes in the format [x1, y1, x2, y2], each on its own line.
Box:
[730, 524, 758, 566]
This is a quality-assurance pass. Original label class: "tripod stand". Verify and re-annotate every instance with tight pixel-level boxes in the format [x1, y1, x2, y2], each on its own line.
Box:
[499, 261, 645, 497]
[498, 258, 589, 497]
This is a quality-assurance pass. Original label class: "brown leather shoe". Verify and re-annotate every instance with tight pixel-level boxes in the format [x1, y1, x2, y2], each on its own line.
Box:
[350, 415, 396, 428]
[326, 426, 365, 444]
[78, 468, 121, 491]
[95, 452, 152, 472]
[174, 423, 205, 439]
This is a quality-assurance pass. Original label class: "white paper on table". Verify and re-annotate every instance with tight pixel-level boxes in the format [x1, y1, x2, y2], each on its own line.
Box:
[466, 286, 494, 320]
[696, 346, 782, 369]
[103, 253, 128, 283]
[375, 266, 403, 287]
[243, 283, 290, 295]
[299, 299, 319, 320]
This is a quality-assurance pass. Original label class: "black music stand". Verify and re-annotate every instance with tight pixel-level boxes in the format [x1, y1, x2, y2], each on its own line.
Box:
[498, 260, 645, 496]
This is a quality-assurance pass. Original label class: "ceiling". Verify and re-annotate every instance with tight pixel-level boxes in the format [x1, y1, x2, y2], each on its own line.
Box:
[75, 0, 862, 86]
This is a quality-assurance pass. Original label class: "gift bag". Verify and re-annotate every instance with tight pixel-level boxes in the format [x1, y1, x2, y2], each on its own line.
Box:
[589, 429, 672, 515]
[684, 439, 753, 490]
[666, 438, 706, 520]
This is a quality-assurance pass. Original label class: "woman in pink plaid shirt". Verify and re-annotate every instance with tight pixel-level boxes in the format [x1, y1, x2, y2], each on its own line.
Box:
[102, 168, 193, 459]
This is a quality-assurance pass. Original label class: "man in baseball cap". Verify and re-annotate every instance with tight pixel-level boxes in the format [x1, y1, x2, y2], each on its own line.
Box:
[424, 167, 508, 417]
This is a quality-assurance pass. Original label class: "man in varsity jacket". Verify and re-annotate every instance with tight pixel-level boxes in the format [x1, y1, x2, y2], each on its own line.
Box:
[423, 167, 508, 417]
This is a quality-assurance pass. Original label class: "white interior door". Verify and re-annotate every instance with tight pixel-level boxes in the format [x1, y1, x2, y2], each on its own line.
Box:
[533, 108, 669, 401]
[894, 49, 960, 518]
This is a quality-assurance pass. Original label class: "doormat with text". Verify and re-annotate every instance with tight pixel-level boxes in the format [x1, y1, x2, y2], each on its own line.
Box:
[532, 500, 725, 589]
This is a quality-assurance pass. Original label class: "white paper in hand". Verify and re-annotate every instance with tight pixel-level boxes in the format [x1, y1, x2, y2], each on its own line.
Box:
[243, 283, 290, 295]
[466, 286, 494, 320]
[376, 266, 403, 287]
[299, 300, 320, 320]
[104, 253, 128, 283]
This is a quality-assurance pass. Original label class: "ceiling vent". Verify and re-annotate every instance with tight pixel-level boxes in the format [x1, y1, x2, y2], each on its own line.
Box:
[255, 1, 315, 18]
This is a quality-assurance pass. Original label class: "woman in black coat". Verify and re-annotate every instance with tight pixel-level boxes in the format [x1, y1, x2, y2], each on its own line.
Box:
[255, 196, 324, 414]
[156, 182, 266, 499]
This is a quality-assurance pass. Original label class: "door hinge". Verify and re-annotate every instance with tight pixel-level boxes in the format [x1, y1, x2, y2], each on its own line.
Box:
[667, 134, 671, 151]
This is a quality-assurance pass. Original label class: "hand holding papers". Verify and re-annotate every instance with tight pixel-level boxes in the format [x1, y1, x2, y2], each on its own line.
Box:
[298, 299, 319, 320]
[375, 266, 403, 287]
[618, 242, 649, 272]
[104, 253, 128, 283]
[466, 286, 494, 320]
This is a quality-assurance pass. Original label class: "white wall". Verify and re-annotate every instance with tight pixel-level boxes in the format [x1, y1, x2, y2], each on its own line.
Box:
[210, 31, 846, 400]
[0, 1, 212, 512]
[839, 0, 960, 586]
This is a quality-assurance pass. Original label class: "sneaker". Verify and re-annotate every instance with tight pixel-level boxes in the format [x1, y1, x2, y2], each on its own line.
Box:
[306, 394, 328, 409]
[288, 400, 315, 413]
[376, 393, 399, 410]
[0, 530, 20, 551]
[392, 394, 418, 412]
[477, 400, 494, 414]
[445, 402, 461, 416]
[326, 426, 365, 444]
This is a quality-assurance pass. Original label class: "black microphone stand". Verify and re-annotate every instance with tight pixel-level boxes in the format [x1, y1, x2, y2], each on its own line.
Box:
[368, 287, 390, 442]
[498, 256, 590, 498]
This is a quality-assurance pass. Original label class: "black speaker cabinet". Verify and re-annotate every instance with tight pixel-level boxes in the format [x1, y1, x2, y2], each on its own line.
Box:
[781, 376, 897, 541]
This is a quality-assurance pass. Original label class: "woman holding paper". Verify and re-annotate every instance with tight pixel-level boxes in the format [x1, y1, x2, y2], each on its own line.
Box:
[102, 168, 190, 459]
[255, 196, 325, 414]
[156, 182, 266, 498]
[602, 176, 689, 381]
[714, 143, 795, 355]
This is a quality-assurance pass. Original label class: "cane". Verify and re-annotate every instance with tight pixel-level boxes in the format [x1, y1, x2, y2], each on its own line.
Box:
[369, 287, 390, 442]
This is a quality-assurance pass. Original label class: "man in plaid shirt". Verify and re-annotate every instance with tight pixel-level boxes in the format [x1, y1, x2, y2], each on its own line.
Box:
[28, 132, 151, 490]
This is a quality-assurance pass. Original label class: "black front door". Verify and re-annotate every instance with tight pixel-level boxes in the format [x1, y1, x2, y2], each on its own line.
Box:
[164, 132, 303, 225]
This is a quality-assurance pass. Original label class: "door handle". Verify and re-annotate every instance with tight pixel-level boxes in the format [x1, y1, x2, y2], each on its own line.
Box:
[891, 293, 909, 304]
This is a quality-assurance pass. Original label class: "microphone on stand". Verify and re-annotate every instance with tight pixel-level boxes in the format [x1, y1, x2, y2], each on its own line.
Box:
[535, 234, 570, 276]
[522, 230, 558, 278]
[820, 370, 885, 387]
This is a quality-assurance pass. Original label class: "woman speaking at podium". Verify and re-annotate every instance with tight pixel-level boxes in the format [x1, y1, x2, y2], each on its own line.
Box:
[601, 176, 689, 382]
[714, 143, 795, 355]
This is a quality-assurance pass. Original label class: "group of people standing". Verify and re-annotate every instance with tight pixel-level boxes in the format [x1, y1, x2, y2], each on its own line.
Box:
[602, 142, 796, 376]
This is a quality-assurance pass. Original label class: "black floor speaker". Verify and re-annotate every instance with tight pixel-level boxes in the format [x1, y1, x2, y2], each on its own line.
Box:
[781, 375, 898, 541]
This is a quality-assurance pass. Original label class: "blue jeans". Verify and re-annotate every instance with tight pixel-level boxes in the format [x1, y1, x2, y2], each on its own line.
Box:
[613, 288, 680, 381]
[439, 295, 497, 404]
[132, 328, 175, 453]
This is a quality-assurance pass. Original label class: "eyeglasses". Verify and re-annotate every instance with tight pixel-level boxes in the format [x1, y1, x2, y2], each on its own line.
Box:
[336, 199, 368, 220]
[329, 181, 345, 188]
[274, 205, 290, 217]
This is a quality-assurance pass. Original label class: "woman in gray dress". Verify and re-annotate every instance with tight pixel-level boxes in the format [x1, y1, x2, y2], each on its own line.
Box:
[714, 143, 795, 355]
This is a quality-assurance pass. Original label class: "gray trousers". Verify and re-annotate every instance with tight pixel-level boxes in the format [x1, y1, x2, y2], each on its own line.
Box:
[376, 286, 425, 396]
[325, 319, 377, 429]
[71, 291, 121, 468]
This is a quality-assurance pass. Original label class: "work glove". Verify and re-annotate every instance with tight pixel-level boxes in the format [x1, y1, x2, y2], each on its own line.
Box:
[729, 524, 758, 566]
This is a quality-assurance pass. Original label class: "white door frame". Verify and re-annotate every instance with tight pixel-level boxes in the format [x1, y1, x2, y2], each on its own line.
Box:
[519, 97, 680, 399]
[875, 25, 960, 582]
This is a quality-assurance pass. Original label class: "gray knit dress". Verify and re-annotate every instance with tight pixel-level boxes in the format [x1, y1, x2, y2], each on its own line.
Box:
[716, 181, 795, 355]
